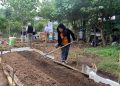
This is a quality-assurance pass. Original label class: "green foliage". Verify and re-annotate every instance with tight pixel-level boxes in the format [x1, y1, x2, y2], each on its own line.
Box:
[0, 0, 39, 36]
[0, 17, 7, 32]
[0, 9, 6, 18]
[96, 0, 120, 16]
[5, 0, 38, 23]
[0, 45, 8, 51]
[84, 46, 119, 58]
[0, 0, 120, 41]
[0, 8, 7, 31]
[39, 0, 57, 20]
[103, 21, 112, 35]
[38, 0, 120, 40]
[9, 21, 22, 36]
[34, 19, 48, 32]
[98, 61, 120, 73]
[84, 46, 120, 73]
[55, 0, 92, 21]
[114, 22, 120, 35]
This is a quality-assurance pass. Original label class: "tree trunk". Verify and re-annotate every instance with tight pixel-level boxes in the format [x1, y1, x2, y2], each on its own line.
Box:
[109, 34, 113, 43]
[99, 16, 106, 46]
[94, 26, 97, 46]
[100, 29, 106, 46]
[86, 28, 91, 43]
[71, 20, 81, 42]
[83, 20, 86, 42]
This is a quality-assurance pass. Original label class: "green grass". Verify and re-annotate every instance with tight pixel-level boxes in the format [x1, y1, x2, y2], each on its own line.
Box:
[83, 46, 120, 73]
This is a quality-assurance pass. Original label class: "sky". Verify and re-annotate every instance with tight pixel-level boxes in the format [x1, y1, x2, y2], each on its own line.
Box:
[0, 0, 43, 9]
[39, 0, 42, 3]
[0, 1, 4, 9]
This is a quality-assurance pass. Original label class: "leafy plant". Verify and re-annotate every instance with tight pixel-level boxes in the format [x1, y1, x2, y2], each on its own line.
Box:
[34, 19, 48, 32]
[84, 46, 120, 73]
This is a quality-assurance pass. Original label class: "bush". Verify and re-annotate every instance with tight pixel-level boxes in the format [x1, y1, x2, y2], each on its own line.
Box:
[114, 22, 120, 35]
[0, 17, 7, 32]
[34, 19, 48, 32]
[84, 46, 120, 73]
[9, 21, 22, 36]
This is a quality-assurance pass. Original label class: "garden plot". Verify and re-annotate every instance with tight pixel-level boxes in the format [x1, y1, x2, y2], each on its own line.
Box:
[2, 51, 107, 86]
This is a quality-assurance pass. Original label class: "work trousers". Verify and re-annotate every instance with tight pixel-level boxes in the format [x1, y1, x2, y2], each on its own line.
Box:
[61, 45, 70, 62]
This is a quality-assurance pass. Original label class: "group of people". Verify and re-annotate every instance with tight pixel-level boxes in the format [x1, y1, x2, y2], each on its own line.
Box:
[21, 23, 37, 47]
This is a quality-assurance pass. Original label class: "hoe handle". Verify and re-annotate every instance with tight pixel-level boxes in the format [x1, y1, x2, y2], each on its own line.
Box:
[44, 41, 75, 56]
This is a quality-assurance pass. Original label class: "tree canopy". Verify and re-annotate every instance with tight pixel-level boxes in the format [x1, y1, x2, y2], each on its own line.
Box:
[5, 0, 38, 23]
[0, 0, 120, 44]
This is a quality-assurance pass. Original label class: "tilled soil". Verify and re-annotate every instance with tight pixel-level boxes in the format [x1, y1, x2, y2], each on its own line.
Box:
[33, 43, 97, 69]
[3, 51, 108, 86]
[0, 64, 9, 86]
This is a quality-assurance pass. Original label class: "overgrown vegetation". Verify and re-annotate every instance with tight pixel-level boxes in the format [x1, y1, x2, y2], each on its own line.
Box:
[34, 19, 48, 32]
[84, 46, 120, 73]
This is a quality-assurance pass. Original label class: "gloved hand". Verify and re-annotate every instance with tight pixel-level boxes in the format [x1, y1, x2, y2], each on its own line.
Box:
[55, 43, 59, 48]
[54, 43, 64, 48]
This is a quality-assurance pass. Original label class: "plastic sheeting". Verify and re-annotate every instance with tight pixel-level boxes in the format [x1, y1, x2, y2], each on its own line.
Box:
[1, 47, 33, 55]
[89, 71, 120, 86]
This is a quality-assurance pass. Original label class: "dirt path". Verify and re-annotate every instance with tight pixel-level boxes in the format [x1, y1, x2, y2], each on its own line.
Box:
[3, 51, 108, 86]
[0, 64, 9, 86]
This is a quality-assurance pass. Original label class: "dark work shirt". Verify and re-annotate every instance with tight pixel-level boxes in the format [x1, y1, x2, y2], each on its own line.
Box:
[27, 26, 33, 33]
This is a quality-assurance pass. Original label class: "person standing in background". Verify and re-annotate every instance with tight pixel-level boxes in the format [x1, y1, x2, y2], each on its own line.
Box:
[21, 26, 27, 43]
[26, 23, 33, 48]
[48, 20, 53, 41]
[33, 28, 37, 40]
[48, 20, 53, 33]
[44, 25, 49, 43]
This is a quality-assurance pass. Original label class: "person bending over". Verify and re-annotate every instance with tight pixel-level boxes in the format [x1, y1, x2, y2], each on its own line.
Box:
[57, 24, 76, 63]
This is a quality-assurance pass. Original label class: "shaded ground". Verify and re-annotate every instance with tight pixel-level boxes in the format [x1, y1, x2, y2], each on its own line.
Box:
[3, 51, 108, 86]
[0, 64, 9, 86]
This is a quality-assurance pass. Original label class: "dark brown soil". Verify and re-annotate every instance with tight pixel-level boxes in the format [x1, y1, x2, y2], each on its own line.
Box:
[3, 51, 108, 86]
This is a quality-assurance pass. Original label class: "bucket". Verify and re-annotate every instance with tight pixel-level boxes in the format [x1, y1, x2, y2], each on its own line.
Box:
[49, 32, 53, 41]
[9, 37, 16, 46]
[54, 32, 58, 40]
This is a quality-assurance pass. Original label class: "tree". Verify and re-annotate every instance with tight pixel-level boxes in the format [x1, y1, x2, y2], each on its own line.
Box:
[9, 21, 22, 36]
[54, 0, 120, 44]
[0, 0, 40, 36]
[0, 17, 7, 32]
[34, 19, 48, 32]
[55, 0, 95, 40]
[95, 0, 120, 45]
[39, 0, 97, 40]
[38, 0, 57, 21]
[5, 0, 38, 24]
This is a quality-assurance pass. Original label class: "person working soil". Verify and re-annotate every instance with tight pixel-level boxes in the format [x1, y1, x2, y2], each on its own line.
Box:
[56, 24, 76, 63]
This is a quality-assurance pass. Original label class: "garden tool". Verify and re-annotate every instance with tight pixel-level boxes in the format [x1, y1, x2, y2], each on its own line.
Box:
[43, 41, 75, 57]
